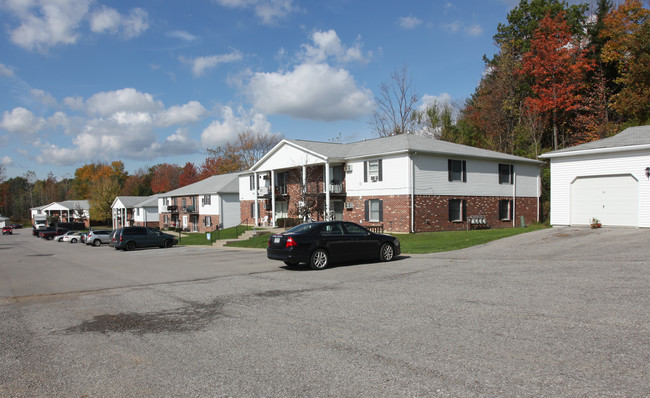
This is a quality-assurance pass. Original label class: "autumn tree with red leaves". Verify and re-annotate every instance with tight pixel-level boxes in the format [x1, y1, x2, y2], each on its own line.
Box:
[179, 162, 199, 187]
[150, 163, 181, 194]
[520, 11, 594, 150]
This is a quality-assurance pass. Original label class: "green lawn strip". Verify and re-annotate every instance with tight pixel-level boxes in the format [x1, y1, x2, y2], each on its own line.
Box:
[223, 224, 548, 252]
[395, 224, 548, 254]
[176, 225, 255, 245]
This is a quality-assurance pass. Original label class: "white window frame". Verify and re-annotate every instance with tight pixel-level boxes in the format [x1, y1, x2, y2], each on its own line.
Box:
[449, 199, 464, 222]
[369, 199, 381, 222]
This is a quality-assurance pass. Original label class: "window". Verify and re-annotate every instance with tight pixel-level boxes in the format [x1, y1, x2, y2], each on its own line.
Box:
[163, 215, 168, 224]
[191, 197, 197, 208]
[182, 198, 187, 208]
[249, 175, 256, 191]
[448, 160, 467, 182]
[203, 195, 211, 206]
[364, 199, 383, 222]
[448, 199, 466, 222]
[250, 202, 261, 218]
[204, 216, 212, 227]
[499, 164, 514, 184]
[364, 159, 383, 182]
[343, 222, 368, 235]
[499, 200, 513, 221]
[321, 223, 344, 236]
[276, 172, 287, 194]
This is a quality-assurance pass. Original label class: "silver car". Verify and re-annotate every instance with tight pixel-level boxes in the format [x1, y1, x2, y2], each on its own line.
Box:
[85, 229, 113, 246]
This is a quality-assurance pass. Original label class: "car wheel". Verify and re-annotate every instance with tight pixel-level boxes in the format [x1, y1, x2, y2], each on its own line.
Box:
[379, 243, 394, 261]
[126, 241, 136, 251]
[71, 238, 77, 243]
[310, 249, 329, 270]
[164, 239, 173, 248]
[93, 239, 101, 247]
[46, 235, 53, 240]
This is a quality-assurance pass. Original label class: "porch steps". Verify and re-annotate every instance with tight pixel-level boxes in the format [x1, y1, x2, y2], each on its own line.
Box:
[212, 227, 282, 247]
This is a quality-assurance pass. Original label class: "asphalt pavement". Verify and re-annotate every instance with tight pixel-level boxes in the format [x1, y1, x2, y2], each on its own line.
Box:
[0, 227, 648, 397]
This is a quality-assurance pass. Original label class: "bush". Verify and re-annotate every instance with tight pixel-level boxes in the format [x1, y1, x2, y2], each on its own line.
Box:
[276, 218, 302, 228]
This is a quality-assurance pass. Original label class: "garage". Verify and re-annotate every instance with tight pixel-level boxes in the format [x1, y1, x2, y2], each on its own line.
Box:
[570, 174, 638, 226]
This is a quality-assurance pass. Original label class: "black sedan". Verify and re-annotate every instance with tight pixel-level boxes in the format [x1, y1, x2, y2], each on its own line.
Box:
[267, 221, 401, 270]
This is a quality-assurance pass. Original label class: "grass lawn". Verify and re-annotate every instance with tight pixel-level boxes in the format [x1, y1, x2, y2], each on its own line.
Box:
[224, 224, 548, 253]
[176, 225, 254, 245]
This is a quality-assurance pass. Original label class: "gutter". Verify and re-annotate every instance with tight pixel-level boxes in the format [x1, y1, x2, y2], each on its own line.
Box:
[539, 143, 650, 159]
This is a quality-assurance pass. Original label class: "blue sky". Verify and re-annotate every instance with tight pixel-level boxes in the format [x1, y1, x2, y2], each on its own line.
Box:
[0, 0, 528, 180]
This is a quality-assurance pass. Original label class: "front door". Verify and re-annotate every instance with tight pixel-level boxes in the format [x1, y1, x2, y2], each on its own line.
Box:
[182, 215, 188, 230]
[331, 200, 343, 221]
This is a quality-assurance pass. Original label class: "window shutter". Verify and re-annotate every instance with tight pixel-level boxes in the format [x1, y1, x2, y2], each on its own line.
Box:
[364, 161, 368, 182]
[364, 200, 369, 221]
[378, 200, 383, 222]
[378, 159, 383, 181]
[448, 159, 452, 182]
[510, 164, 514, 184]
[250, 203, 254, 218]
[462, 199, 467, 221]
[462, 161, 467, 182]
[448, 200, 453, 221]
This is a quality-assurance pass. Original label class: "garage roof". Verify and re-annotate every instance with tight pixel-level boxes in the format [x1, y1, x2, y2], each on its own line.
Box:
[540, 125, 650, 158]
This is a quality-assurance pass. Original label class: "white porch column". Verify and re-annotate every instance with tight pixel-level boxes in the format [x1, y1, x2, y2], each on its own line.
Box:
[253, 172, 258, 226]
[325, 162, 330, 220]
[302, 165, 307, 221]
[271, 170, 276, 227]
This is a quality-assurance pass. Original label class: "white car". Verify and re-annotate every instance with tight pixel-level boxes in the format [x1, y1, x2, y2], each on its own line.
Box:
[61, 231, 83, 243]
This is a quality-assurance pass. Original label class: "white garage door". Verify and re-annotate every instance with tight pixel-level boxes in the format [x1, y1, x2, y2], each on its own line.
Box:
[570, 174, 638, 226]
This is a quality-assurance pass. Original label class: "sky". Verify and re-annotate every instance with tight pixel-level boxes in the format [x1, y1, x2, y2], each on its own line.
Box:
[0, 0, 533, 180]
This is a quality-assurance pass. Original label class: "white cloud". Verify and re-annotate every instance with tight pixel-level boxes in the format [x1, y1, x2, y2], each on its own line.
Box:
[167, 30, 198, 42]
[85, 88, 164, 116]
[442, 20, 484, 37]
[89, 5, 121, 34]
[31, 89, 58, 107]
[418, 93, 454, 112]
[180, 51, 243, 77]
[465, 24, 483, 37]
[246, 63, 374, 121]
[201, 105, 271, 148]
[155, 101, 207, 127]
[6, 0, 91, 51]
[0, 63, 15, 77]
[299, 30, 369, 65]
[63, 96, 85, 111]
[213, 0, 296, 25]
[399, 16, 423, 29]
[90, 6, 148, 39]
[0, 107, 45, 135]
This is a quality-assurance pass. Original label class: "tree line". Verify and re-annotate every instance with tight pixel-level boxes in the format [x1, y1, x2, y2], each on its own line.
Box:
[0, 131, 280, 224]
[375, 0, 649, 157]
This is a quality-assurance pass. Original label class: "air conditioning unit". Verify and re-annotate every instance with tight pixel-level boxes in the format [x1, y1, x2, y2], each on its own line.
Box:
[370, 176, 379, 182]
[344, 164, 353, 172]
[345, 202, 354, 209]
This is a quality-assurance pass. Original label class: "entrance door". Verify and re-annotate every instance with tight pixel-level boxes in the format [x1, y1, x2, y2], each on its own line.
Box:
[331, 200, 343, 221]
[275, 201, 288, 222]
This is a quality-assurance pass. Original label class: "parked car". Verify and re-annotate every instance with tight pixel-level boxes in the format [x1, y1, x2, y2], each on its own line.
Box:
[40, 228, 69, 240]
[2, 226, 12, 235]
[113, 227, 178, 251]
[79, 232, 87, 243]
[10, 223, 23, 229]
[85, 229, 113, 246]
[267, 221, 401, 270]
[57, 231, 77, 242]
[61, 231, 83, 243]
[108, 229, 119, 248]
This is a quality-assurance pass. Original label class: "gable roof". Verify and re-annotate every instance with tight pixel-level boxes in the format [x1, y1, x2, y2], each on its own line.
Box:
[41, 200, 90, 211]
[540, 125, 650, 158]
[161, 172, 241, 197]
[251, 134, 543, 171]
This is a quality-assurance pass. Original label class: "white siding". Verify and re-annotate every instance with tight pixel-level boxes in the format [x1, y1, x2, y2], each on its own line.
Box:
[200, 194, 219, 215]
[549, 149, 650, 227]
[413, 155, 539, 197]
[221, 193, 240, 228]
[133, 206, 158, 224]
[255, 143, 325, 171]
[345, 155, 411, 197]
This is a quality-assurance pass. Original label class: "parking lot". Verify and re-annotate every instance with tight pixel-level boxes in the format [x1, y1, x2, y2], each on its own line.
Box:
[1, 228, 648, 397]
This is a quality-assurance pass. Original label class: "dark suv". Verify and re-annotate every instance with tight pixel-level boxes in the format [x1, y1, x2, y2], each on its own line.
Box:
[113, 227, 178, 251]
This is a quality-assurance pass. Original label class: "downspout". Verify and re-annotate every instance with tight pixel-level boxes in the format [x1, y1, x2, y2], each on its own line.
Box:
[325, 162, 331, 220]
[253, 172, 258, 226]
[410, 152, 415, 233]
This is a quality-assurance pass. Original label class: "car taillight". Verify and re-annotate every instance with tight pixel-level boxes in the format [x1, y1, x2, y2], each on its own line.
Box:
[285, 236, 296, 248]
[119, 235, 123, 242]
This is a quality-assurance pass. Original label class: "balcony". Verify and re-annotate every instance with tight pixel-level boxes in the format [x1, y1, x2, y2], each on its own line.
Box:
[184, 205, 197, 213]
[167, 205, 178, 213]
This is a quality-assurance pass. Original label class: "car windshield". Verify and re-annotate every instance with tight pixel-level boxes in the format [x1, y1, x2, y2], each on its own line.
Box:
[286, 223, 318, 234]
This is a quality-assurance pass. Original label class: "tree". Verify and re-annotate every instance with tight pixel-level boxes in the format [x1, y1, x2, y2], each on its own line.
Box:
[150, 163, 181, 194]
[601, 0, 650, 123]
[89, 178, 121, 223]
[179, 162, 199, 187]
[201, 131, 281, 178]
[121, 169, 153, 196]
[370, 65, 419, 136]
[520, 12, 594, 149]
